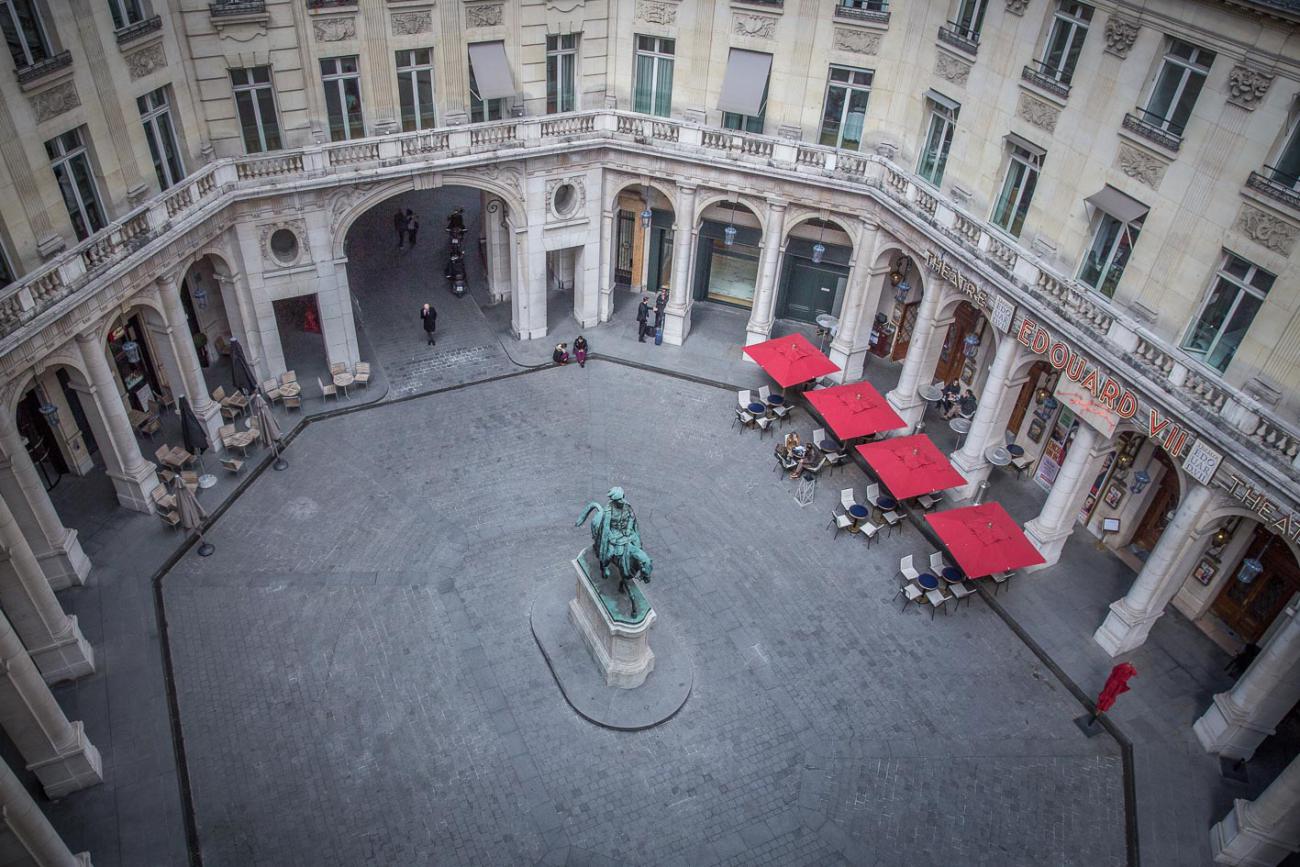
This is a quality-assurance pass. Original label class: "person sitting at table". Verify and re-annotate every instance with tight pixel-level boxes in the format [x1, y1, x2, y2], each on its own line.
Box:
[940, 381, 961, 416]
[552, 342, 570, 364]
[789, 443, 823, 479]
[957, 389, 978, 418]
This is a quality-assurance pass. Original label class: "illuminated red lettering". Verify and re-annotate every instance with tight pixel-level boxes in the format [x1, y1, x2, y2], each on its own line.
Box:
[1148, 409, 1170, 439]
[1116, 391, 1137, 419]
[1079, 369, 1100, 397]
[1048, 343, 1069, 369]
[1031, 328, 1050, 354]
[1098, 379, 1121, 408]
[1017, 319, 1035, 347]
[1065, 354, 1087, 382]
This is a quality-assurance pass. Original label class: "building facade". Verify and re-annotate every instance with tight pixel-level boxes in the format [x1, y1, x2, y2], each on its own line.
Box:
[0, 0, 1297, 862]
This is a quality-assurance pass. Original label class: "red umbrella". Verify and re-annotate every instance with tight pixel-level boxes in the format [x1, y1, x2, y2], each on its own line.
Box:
[925, 502, 1046, 578]
[742, 333, 841, 388]
[856, 434, 966, 501]
[806, 382, 906, 441]
[1096, 663, 1137, 713]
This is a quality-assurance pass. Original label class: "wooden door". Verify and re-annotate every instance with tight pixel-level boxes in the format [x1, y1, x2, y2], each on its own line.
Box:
[1213, 529, 1300, 643]
[891, 301, 919, 360]
[1130, 458, 1179, 553]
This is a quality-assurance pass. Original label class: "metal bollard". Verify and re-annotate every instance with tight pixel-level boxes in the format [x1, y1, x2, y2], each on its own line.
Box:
[973, 479, 990, 505]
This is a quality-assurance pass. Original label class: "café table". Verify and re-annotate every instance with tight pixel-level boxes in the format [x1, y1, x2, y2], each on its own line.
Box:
[279, 381, 302, 398]
[747, 401, 768, 416]
[950, 417, 972, 449]
[916, 572, 940, 591]
[1007, 443, 1025, 457]
[766, 394, 786, 406]
[847, 503, 869, 533]
[876, 495, 898, 512]
[333, 371, 355, 398]
[817, 439, 841, 453]
[941, 566, 965, 585]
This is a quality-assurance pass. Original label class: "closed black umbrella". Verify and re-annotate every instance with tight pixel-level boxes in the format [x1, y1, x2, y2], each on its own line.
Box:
[178, 395, 209, 456]
[230, 337, 258, 396]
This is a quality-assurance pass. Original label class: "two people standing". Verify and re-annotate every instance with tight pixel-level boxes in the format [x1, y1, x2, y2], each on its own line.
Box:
[636, 290, 669, 343]
[394, 209, 420, 251]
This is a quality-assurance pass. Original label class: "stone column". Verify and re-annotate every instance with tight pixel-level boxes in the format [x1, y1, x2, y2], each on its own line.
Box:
[0, 754, 92, 865]
[359, 0, 397, 132]
[828, 218, 884, 382]
[0, 414, 90, 590]
[0, 604, 101, 798]
[511, 225, 547, 340]
[153, 279, 222, 449]
[0, 495, 93, 683]
[438, 0, 468, 124]
[484, 197, 512, 304]
[662, 184, 697, 346]
[74, 332, 159, 513]
[1022, 423, 1108, 568]
[885, 285, 945, 430]
[597, 207, 615, 323]
[949, 336, 1027, 500]
[1195, 600, 1300, 762]
[0, 77, 60, 256]
[743, 199, 788, 347]
[1094, 482, 1217, 656]
[71, 0, 147, 202]
[1211, 752, 1300, 867]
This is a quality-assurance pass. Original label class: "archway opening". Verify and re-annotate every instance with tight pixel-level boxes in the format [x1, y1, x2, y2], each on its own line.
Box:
[691, 199, 760, 312]
[870, 253, 920, 362]
[776, 217, 853, 325]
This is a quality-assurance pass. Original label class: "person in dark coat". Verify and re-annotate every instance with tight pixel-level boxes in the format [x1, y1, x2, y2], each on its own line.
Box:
[573, 335, 588, 368]
[394, 210, 408, 250]
[421, 303, 437, 345]
[552, 342, 570, 364]
[407, 212, 420, 248]
[636, 295, 650, 342]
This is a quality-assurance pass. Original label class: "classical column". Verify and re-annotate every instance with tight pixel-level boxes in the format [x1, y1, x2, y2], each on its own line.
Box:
[662, 184, 697, 346]
[885, 285, 944, 430]
[359, 0, 397, 131]
[71, 0, 147, 202]
[0, 604, 101, 798]
[1211, 752, 1300, 867]
[153, 279, 222, 450]
[597, 207, 615, 323]
[0, 74, 60, 255]
[1195, 601, 1300, 761]
[75, 332, 159, 513]
[1094, 483, 1217, 656]
[511, 225, 547, 340]
[484, 198, 512, 304]
[438, 0, 468, 123]
[1023, 424, 1110, 568]
[0, 754, 92, 865]
[828, 218, 883, 382]
[0, 494, 93, 683]
[744, 199, 788, 347]
[949, 336, 1027, 500]
[0, 414, 90, 590]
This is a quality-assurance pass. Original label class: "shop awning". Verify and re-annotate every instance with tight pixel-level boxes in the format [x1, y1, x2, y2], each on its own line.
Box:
[468, 42, 514, 100]
[925, 89, 960, 112]
[856, 434, 966, 501]
[1005, 132, 1046, 158]
[1084, 185, 1149, 225]
[806, 381, 905, 441]
[742, 333, 840, 388]
[718, 50, 772, 116]
[926, 502, 1046, 578]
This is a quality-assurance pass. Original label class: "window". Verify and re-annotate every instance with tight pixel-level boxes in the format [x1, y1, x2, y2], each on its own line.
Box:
[722, 79, 767, 134]
[1039, 2, 1092, 83]
[137, 87, 185, 191]
[1142, 38, 1214, 135]
[468, 48, 508, 122]
[46, 128, 106, 241]
[396, 49, 436, 131]
[108, 0, 144, 29]
[321, 56, 364, 141]
[953, 0, 988, 40]
[230, 66, 281, 153]
[719, 49, 771, 134]
[633, 36, 673, 117]
[917, 95, 958, 186]
[0, 240, 15, 287]
[1182, 252, 1273, 373]
[819, 65, 872, 151]
[991, 140, 1043, 237]
[1266, 116, 1300, 190]
[1078, 211, 1142, 298]
[546, 34, 578, 114]
[839, 0, 888, 10]
[0, 0, 50, 68]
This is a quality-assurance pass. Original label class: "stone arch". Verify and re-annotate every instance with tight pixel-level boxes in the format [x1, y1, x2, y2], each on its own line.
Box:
[692, 191, 768, 237]
[607, 177, 679, 216]
[2, 348, 90, 422]
[870, 243, 927, 300]
[782, 210, 860, 256]
[92, 294, 167, 350]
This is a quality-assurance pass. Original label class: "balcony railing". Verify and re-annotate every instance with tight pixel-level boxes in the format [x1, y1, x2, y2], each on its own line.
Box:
[937, 20, 980, 55]
[209, 0, 266, 15]
[114, 15, 162, 45]
[305, 0, 355, 8]
[1122, 109, 1183, 152]
[1246, 166, 1300, 211]
[1021, 60, 1071, 99]
[834, 0, 889, 24]
[734, 0, 784, 6]
[1, 108, 1296, 489]
[15, 50, 71, 86]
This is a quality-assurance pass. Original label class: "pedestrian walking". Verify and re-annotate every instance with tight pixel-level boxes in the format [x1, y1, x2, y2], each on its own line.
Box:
[407, 213, 420, 248]
[421, 302, 437, 345]
[573, 335, 588, 368]
[636, 295, 650, 342]
[394, 210, 408, 250]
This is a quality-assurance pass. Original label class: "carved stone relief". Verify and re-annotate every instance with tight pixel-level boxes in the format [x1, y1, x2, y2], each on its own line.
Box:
[1114, 142, 1166, 189]
[465, 3, 503, 27]
[1016, 92, 1059, 133]
[545, 176, 587, 221]
[259, 219, 307, 268]
[1004, 0, 1029, 14]
[832, 27, 880, 56]
[390, 10, 432, 35]
[545, 0, 584, 11]
[934, 51, 970, 87]
[1233, 204, 1297, 255]
[312, 17, 356, 42]
[30, 81, 80, 122]
[1226, 66, 1274, 111]
[634, 0, 676, 25]
[733, 13, 775, 39]
[1103, 15, 1139, 58]
[125, 42, 167, 80]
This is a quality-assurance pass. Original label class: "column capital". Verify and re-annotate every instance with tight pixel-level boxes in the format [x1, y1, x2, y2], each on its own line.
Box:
[765, 198, 788, 212]
[676, 182, 698, 195]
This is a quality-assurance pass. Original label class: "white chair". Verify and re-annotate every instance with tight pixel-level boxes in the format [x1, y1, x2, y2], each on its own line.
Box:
[758, 384, 772, 403]
[859, 520, 880, 547]
[823, 450, 848, 475]
[865, 483, 881, 507]
[925, 588, 952, 619]
[917, 493, 938, 511]
[318, 376, 338, 401]
[737, 389, 753, 409]
[990, 571, 1013, 594]
[770, 402, 792, 424]
[882, 510, 903, 536]
[929, 552, 946, 573]
[733, 407, 755, 431]
[828, 507, 854, 538]
[840, 488, 858, 511]
[949, 581, 977, 610]
[897, 582, 924, 612]
[754, 415, 774, 437]
[899, 554, 920, 583]
[813, 427, 827, 444]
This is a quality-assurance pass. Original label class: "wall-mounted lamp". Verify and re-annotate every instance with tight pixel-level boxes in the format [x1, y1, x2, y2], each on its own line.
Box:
[1129, 469, 1151, 495]
[190, 275, 208, 311]
[963, 333, 981, 359]
[811, 218, 826, 264]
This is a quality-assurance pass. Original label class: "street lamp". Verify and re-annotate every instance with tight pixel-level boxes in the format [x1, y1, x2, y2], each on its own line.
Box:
[121, 339, 142, 364]
[963, 333, 981, 358]
[190, 275, 208, 311]
[640, 185, 652, 228]
[810, 218, 826, 264]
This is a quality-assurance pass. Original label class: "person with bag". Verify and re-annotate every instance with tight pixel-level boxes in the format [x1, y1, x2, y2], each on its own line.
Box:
[653, 290, 667, 345]
[636, 295, 650, 343]
[573, 335, 589, 368]
[420, 302, 437, 346]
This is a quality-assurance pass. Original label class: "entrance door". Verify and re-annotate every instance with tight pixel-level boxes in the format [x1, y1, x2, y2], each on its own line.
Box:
[1130, 457, 1179, 553]
[781, 260, 844, 323]
[1212, 529, 1300, 643]
[891, 301, 919, 361]
[614, 211, 634, 286]
[1007, 361, 1049, 435]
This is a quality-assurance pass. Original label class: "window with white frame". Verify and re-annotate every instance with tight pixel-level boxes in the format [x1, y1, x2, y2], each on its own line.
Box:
[46, 128, 106, 241]
[0, 0, 51, 68]
[108, 0, 144, 29]
[138, 87, 185, 191]
[321, 56, 364, 141]
[396, 49, 436, 131]
[1141, 38, 1214, 136]
[722, 79, 768, 134]
[1038, 1, 1092, 84]
[230, 66, 281, 153]
[1182, 253, 1273, 374]
[546, 34, 578, 114]
[952, 0, 988, 40]
[468, 54, 507, 122]
[1078, 210, 1142, 298]
[1265, 111, 1300, 190]
[917, 96, 958, 186]
[819, 65, 872, 151]
[991, 140, 1043, 237]
[633, 36, 674, 117]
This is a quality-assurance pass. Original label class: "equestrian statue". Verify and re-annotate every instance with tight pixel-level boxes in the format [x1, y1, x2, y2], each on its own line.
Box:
[575, 487, 653, 615]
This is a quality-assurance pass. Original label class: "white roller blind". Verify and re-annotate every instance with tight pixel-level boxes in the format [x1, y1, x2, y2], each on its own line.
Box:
[468, 42, 514, 100]
[1084, 185, 1149, 224]
[718, 49, 772, 116]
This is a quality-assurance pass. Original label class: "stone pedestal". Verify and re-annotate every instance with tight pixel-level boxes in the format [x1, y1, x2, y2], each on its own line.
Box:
[568, 548, 656, 689]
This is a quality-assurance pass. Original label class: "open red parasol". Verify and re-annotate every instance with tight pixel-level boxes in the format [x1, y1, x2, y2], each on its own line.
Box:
[806, 382, 906, 441]
[925, 502, 1046, 578]
[742, 333, 841, 388]
[856, 434, 966, 501]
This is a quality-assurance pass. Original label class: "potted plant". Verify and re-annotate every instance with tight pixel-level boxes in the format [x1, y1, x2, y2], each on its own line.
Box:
[193, 331, 210, 368]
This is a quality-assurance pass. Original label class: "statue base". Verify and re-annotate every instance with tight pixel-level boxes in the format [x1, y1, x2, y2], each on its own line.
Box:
[528, 549, 691, 730]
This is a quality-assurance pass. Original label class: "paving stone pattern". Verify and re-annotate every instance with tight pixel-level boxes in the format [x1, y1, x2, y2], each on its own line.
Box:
[164, 364, 1124, 866]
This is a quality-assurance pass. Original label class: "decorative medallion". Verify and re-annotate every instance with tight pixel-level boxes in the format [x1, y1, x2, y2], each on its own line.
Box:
[1233, 204, 1297, 255]
[1103, 14, 1139, 58]
[832, 27, 880, 56]
[545, 176, 587, 221]
[390, 10, 432, 35]
[312, 17, 356, 41]
[465, 2, 503, 27]
[124, 42, 167, 80]
[1004, 0, 1029, 15]
[733, 12, 775, 39]
[1226, 66, 1274, 111]
[934, 51, 970, 86]
[1016, 92, 1059, 133]
[30, 80, 80, 122]
[634, 0, 676, 24]
[259, 219, 308, 268]
[1115, 142, 1166, 189]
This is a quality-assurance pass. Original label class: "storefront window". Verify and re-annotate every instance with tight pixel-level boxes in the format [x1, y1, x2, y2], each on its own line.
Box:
[108, 317, 161, 411]
[693, 220, 761, 309]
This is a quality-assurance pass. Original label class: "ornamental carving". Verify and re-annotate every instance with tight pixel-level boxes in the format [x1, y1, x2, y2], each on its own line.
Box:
[832, 27, 880, 56]
[1227, 66, 1274, 111]
[1016, 92, 1059, 133]
[124, 42, 167, 80]
[634, 0, 676, 24]
[733, 13, 775, 39]
[545, 0, 584, 11]
[258, 219, 307, 268]
[1115, 142, 1166, 188]
[1103, 15, 1139, 58]
[935, 51, 970, 86]
[312, 17, 356, 41]
[545, 176, 586, 221]
[1004, 0, 1029, 14]
[465, 3, 503, 27]
[30, 81, 80, 122]
[1234, 204, 1297, 255]
[390, 10, 431, 35]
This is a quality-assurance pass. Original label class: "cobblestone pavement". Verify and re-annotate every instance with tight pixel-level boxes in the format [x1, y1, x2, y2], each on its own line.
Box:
[164, 364, 1124, 866]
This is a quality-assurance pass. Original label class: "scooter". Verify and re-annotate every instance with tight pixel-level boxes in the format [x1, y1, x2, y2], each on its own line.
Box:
[445, 256, 467, 297]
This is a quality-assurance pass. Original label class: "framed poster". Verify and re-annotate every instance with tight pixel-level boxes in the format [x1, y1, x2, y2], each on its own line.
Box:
[1027, 418, 1046, 443]
[1103, 482, 1125, 509]
[1192, 556, 1219, 586]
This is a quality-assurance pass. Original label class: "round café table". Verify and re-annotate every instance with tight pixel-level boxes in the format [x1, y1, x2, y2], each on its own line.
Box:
[1007, 443, 1025, 457]
[766, 394, 786, 406]
[333, 371, 354, 398]
[747, 401, 768, 416]
[916, 573, 940, 591]
[876, 495, 898, 512]
[847, 503, 869, 533]
[818, 439, 841, 453]
[941, 566, 965, 584]
[985, 445, 1012, 467]
[950, 417, 972, 449]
